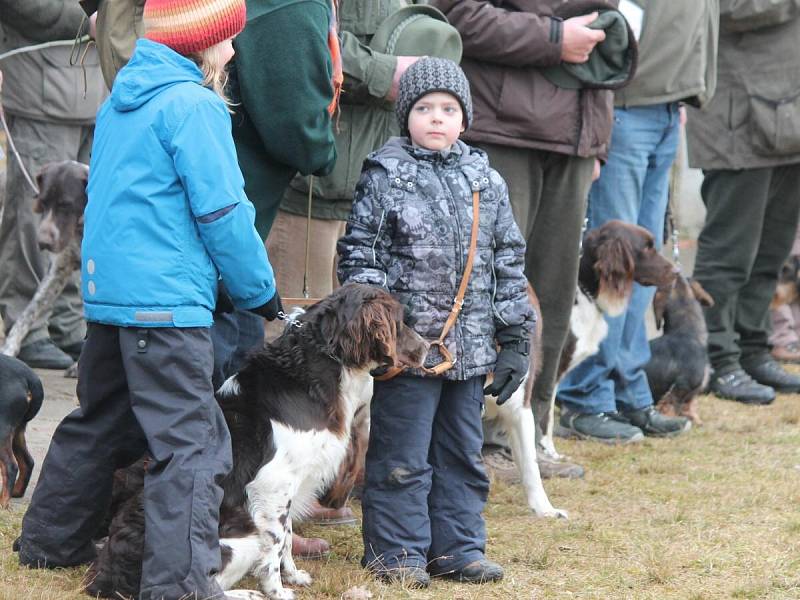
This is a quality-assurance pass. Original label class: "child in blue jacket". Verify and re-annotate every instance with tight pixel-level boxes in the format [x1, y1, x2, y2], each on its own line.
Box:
[16, 1, 279, 598]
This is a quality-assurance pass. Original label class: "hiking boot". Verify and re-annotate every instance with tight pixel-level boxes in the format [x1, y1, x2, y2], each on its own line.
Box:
[620, 405, 691, 437]
[771, 341, 800, 364]
[442, 558, 504, 584]
[537, 453, 585, 479]
[709, 368, 775, 405]
[17, 339, 73, 370]
[743, 358, 800, 393]
[558, 409, 644, 444]
[375, 566, 430, 588]
[292, 534, 330, 560]
[482, 445, 518, 483]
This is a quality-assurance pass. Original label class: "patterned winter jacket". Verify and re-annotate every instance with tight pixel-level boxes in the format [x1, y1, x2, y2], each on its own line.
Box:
[337, 137, 535, 380]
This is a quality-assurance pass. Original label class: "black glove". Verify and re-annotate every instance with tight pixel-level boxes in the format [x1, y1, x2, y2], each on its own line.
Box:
[484, 325, 530, 405]
[213, 281, 234, 315]
[248, 290, 283, 321]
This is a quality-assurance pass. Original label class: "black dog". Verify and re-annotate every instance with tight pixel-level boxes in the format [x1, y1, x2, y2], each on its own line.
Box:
[0, 355, 44, 507]
[646, 274, 714, 425]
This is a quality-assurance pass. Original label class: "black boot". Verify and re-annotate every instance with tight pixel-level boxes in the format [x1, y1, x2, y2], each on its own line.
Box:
[743, 358, 800, 393]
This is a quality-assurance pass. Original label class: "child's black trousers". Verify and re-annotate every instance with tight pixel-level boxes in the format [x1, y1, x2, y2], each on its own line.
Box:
[18, 323, 232, 600]
[362, 374, 490, 575]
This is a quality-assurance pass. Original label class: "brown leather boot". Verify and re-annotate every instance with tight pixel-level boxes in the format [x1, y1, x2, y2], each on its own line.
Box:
[305, 500, 357, 526]
[771, 342, 800, 364]
[291, 534, 330, 560]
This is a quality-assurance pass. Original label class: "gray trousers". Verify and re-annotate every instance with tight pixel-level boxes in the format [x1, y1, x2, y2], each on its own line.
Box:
[0, 115, 89, 347]
[693, 166, 800, 372]
[476, 143, 595, 438]
[18, 323, 232, 600]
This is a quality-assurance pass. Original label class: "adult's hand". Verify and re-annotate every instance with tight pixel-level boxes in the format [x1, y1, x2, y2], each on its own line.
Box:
[386, 55, 424, 102]
[561, 12, 606, 64]
[89, 12, 98, 39]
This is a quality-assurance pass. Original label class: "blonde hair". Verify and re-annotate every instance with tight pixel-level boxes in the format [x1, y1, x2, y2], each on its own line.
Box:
[191, 41, 234, 109]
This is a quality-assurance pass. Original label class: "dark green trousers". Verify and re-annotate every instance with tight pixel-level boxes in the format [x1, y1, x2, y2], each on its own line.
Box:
[476, 142, 595, 437]
[693, 166, 800, 373]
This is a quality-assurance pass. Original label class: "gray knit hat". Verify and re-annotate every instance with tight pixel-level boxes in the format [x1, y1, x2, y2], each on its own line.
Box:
[395, 57, 473, 135]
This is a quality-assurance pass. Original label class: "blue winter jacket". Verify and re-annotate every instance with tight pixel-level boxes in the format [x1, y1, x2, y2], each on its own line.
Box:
[82, 39, 276, 328]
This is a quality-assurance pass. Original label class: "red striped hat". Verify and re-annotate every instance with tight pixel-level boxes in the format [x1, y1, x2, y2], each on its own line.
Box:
[143, 0, 246, 55]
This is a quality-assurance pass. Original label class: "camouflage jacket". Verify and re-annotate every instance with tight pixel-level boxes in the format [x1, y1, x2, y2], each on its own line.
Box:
[337, 137, 535, 380]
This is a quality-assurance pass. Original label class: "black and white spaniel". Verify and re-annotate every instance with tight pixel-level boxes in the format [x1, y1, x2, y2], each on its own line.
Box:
[86, 283, 428, 600]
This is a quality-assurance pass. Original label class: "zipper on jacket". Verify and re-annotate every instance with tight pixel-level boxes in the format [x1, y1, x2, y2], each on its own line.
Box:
[489, 239, 510, 328]
[573, 89, 584, 155]
[371, 208, 388, 288]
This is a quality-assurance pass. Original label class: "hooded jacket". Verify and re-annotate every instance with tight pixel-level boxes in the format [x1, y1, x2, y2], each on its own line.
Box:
[337, 137, 535, 380]
[82, 39, 276, 328]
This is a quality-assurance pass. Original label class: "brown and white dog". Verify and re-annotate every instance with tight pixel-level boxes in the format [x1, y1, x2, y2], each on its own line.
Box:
[539, 220, 678, 459]
[0, 355, 44, 507]
[86, 284, 428, 600]
[0, 161, 88, 364]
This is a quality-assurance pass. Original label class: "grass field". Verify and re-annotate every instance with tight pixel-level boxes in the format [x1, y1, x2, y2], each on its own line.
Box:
[1, 389, 799, 600]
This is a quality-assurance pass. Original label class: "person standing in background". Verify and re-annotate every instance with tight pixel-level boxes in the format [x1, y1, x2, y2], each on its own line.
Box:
[0, 1, 107, 369]
[557, 0, 718, 442]
[687, 0, 800, 406]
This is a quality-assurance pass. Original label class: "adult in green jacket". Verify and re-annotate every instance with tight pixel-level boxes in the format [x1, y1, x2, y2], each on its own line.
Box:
[0, 1, 107, 369]
[265, 0, 421, 309]
[687, 0, 800, 405]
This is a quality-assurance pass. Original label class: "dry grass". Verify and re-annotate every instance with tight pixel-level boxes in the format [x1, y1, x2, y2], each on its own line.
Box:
[2, 390, 800, 600]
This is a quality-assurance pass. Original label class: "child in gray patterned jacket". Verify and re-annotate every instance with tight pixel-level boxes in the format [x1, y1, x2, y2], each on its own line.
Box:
[337, 57, 534, 586]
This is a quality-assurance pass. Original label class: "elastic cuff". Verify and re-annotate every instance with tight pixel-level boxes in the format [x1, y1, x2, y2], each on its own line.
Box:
[549, 16, 563, 44]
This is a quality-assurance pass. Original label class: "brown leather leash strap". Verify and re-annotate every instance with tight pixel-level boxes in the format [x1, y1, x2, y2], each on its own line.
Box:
[375, 189, 480, 381]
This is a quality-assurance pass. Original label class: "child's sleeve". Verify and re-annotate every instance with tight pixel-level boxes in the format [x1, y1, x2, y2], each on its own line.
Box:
[170, 98, 276, 310]
[491, 173, 536, 334]
[337, 169, 391, 288]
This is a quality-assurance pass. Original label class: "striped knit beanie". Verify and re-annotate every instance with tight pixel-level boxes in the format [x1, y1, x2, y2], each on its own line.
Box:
[396, 57, 473, 136]
[143, 0, 246, 56]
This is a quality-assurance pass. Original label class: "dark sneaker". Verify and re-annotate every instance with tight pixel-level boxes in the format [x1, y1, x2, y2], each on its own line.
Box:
[442, 559, 504, 584]
[620, 405, 691, 437]
[558, 409, 644, 444]
[537, 454, 585, 479]
[743, 359, 800, 393]
[375, 566, 430, 588]
[709, 368, 775, 405]
[17, 339, 73, 370]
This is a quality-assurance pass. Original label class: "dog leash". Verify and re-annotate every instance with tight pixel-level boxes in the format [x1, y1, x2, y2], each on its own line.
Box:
[374, 189, 481, 381]
[282, 176, 323, 309]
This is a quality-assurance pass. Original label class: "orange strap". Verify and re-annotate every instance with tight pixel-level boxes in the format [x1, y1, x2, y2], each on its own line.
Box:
[375, 190, 481, 381]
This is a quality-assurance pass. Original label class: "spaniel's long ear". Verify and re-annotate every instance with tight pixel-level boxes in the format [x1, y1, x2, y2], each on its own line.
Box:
[32, 167, 49, 214]
[595, 237, 635, 317]
[343, 298, 397, 368]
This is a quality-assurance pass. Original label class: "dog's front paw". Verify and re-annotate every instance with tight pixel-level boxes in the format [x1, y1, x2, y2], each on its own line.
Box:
[225, 590, 267, 600]
[264, 588, 295, 600]
[283, 569, 312, 586]
[536, 507, 569, 519]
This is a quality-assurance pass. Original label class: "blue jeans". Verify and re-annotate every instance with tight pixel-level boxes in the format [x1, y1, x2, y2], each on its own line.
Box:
[558, 103, 680, 415]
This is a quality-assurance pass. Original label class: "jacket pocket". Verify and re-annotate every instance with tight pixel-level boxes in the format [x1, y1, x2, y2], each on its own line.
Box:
[40, 48, 106, 122]
[748, 90, 800, 155]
